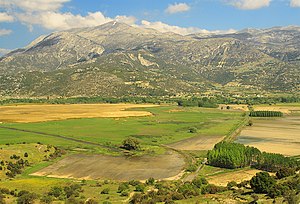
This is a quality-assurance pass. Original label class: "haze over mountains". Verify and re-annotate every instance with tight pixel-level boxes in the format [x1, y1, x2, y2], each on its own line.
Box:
[0, 22, 299, 97]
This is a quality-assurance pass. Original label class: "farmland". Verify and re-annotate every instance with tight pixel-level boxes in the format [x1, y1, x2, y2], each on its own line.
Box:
[0, 104, 244, 153]
[0, 103, 158, 123]
[237, 104, 300, 156]
[0, 102, 299, 203]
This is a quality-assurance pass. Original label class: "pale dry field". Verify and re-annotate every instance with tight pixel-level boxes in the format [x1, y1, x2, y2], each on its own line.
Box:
[253, 105, 300, 114]
[207, 169, 261, 186]
[31, 151, 185, 181]
[237, 116, 300, 156]
[0, 104, 158, 123]
[169, 135, 225, 151]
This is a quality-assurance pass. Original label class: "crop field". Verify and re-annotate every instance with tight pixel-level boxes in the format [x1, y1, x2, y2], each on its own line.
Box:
[206, 168, 261, 186]
[0, 103, 158, 123]
[253, 103, 300, 114]
[31, 151, 185, 181]
[236, 103, 300, 156]
[237, 116, 300, 156]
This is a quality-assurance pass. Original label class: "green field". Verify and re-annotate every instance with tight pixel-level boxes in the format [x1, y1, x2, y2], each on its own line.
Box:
[0, 106, 244, 154]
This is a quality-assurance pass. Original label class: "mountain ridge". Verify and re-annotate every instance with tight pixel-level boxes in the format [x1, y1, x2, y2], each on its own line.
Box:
[0, 22, 299, 98]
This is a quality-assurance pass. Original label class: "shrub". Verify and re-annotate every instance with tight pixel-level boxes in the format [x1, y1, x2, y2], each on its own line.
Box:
[121, 138, 140, 151]
[276, 168, 295, 179]
[101, 188, 110, 194]
[16, 192, 37, 204]
[250, 172, 276, 194]
[135, 184, 145, 193]
[117, 183, 129, 193]
[227, 181, 237, 190]
[40, 195, 53, 204]
[146, 177, 155, 185]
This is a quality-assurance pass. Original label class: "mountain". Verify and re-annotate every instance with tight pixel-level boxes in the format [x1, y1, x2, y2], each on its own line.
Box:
[0, 22, 299, 98]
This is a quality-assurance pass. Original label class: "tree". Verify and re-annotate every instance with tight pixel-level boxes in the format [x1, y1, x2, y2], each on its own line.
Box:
[24, 152, 28, 158]
[48, 186, 63, 198]
[276, 168, 295, 179]
[250, 172, 276, 194]
[100, 188, 110, 194]
[17, 192, 37, 204]
[121, 138, 140, 151]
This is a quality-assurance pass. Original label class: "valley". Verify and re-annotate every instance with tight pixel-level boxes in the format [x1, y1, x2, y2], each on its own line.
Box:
[0, 102, 299, 203]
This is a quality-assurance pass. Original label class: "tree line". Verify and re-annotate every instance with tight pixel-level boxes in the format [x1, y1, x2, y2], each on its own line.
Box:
[207, 142, 299, 172]
[249, 111, 283, 117]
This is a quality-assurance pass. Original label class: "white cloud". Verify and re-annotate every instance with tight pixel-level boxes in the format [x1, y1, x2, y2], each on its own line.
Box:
[141, 20, 236, 35]
[0, 29, 12, 36]
[290, 0, 300, 7]
[0, 48, 11, 56]
[226, 0, 271, 10]
[0, 12, 14, 22]
[0, 0, 70, 12]
[165, 3, 190, 14]
[16, 11, 136, 31]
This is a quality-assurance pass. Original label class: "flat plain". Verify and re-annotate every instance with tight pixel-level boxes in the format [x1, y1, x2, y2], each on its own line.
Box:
[237, 116, 300, 156]
[0, 103, 158, 123]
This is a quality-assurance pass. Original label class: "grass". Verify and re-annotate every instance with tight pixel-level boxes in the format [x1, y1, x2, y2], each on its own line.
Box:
[0, 106, 244, 154]
[0, 143, 56, 179]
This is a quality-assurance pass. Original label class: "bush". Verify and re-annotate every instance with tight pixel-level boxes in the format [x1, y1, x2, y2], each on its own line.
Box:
[146, 177, 155, 185]
[117, 183, 129, 193]
[16, 192, 37, 204]
[129, 180, 141, 186]
[186, 164, 197, 172]
[188, 127, 197, 133]
[48, 186, 63, 198]
[120, 191, 129, 197]
[250, 172, 276, 194]
[276, 168, 295, 179]
[85, 198, 98, 204]
[227, 181, 237, 190]
[135, 184, 145, 193]
[101, 188, 110, 194]
[121, 138, 140, 151]
[40, 195, 53, 204]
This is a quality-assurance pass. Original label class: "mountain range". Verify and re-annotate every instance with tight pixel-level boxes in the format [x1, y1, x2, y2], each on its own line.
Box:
[0, 22, 299, 98]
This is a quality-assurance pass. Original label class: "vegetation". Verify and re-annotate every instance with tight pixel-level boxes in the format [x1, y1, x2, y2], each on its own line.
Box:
[121, 137, 140, 151]
[249, 111, 283, 117]
[207, 142, 299, 172]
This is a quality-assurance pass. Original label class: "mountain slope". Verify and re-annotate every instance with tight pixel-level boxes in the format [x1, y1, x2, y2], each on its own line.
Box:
[0, 22, 299, 97]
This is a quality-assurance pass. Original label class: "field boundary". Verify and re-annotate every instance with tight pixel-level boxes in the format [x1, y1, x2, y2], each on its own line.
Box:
[0, 126, 121, 152]
[223, 116, 249, 142]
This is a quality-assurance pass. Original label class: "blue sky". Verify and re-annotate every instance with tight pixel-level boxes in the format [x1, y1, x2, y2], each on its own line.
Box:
[0, 0, 300, 52]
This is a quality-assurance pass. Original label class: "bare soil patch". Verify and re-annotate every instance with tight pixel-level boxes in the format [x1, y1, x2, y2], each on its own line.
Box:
[31, 151, 185, 181]
[237, 116, 300, 156]
[0, 104, 158, 123]
[207, 169, 261, 186]
[169, 135, 224, 151]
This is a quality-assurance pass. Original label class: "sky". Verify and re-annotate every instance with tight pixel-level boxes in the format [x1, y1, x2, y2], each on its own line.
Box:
[0, 0, 300, 54]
